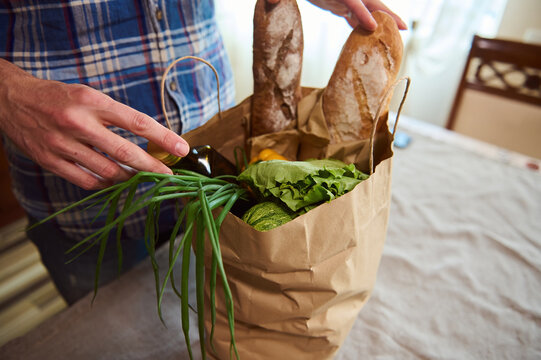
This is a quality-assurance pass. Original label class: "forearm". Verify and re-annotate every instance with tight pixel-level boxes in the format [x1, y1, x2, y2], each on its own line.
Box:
[0, 59, 37, 135]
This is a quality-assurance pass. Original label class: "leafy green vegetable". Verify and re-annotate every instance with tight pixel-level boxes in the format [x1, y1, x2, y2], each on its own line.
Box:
[242, 201, 296, 231]
[238, 159, 368, 214]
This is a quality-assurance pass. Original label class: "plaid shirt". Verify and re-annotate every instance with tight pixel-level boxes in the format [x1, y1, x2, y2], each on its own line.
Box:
[0, 0, 235, 241]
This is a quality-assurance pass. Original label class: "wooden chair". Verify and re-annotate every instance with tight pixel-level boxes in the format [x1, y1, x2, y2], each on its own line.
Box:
[446, 35, 541, 159]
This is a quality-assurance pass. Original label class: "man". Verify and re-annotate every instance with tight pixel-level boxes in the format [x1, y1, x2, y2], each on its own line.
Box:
[0, 0, 405, 304]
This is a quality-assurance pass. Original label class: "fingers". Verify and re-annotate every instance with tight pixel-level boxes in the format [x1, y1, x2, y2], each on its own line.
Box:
[48, 158, 114, 190]
[82, 126, 175, 176]
[364, 0, 408, 30]
[49, 132, 172, 188]
[62, 140, 136, 183]
[62, 86, 183, 175]
[99, 97, 189, 158]
[343, 0, 377, 31]
[345, 14, 360, 28]
[36, 129, 170, 189]
[342, 0, 407, 31]
[62, 87, 184, 181]
[32, 133, 138, 189]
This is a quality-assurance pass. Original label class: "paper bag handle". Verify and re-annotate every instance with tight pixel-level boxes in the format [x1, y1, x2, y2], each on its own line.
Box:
[160, 56, 223, 131]
[368, 76, 411, 174]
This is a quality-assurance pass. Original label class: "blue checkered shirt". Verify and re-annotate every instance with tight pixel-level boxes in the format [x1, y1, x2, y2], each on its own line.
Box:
[0, 0, 235, 241]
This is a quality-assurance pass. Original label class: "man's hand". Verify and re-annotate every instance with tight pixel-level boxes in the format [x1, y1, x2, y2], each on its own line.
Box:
[0, 59, 189, 190]
[267, 0, 407, 32]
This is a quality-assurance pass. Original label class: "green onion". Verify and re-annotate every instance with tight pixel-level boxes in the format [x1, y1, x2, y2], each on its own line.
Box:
[29, 170, 247, 359]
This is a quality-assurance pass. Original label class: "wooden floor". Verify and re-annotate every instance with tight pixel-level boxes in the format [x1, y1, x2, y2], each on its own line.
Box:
[0, 218, 67, 347]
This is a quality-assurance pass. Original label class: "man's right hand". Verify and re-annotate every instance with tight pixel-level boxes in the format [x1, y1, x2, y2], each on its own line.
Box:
[0, 59, 190, 190]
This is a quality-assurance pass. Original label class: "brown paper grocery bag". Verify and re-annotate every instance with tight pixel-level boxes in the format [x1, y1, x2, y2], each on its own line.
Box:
[180, 82, 403, 359]
[205, 160, 392, 360]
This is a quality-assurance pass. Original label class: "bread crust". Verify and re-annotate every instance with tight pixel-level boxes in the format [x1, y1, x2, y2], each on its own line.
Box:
[322, 11, 403, 142]
[251, 0, 303, 137]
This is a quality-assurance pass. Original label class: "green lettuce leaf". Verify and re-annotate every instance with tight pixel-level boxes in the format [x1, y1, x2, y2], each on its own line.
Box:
[238, 159, 369, 213]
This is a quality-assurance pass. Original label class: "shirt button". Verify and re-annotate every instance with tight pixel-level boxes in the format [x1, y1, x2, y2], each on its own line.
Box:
[156, 9, 163, 21]
[170, 81, 177, 91]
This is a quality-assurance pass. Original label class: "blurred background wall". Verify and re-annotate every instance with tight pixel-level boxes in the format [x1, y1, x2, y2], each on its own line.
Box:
[215, 0, 540, 127]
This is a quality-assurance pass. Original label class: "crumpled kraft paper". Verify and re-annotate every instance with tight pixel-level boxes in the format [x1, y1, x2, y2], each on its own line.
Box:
[182, 88, 394, 359]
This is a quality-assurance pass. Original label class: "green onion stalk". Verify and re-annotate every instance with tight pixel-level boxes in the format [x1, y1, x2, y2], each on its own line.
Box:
[30, 169, 247, 359]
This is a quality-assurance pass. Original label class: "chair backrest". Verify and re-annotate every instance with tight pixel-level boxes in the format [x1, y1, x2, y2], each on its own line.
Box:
[446, 35, 541, 159]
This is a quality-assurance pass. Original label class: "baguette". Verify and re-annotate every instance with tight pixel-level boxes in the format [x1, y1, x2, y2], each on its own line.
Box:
[322, 11, 403, 143]
[251, 0, 303, 137]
